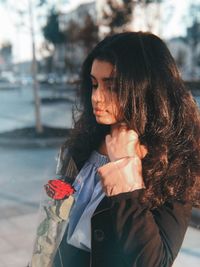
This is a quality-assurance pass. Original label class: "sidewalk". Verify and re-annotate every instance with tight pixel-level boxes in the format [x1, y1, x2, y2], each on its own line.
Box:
[0, 86, 74, 134]
[173, 227, 200, 267]
[0, 212, 37, 267]
[0, 210, 200, 267]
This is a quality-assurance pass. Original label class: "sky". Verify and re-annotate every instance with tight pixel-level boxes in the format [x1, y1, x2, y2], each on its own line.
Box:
[0, 0, 94, 63]
[0, 0, 197, 63]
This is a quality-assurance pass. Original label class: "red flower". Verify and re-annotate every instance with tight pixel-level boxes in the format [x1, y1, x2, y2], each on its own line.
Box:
[44, 179, 75, 200]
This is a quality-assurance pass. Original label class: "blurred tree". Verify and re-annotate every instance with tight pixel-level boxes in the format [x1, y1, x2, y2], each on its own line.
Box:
[102, 0, 133, 33]
[76, 14, 99, 53]
[101, 0, 164, 35]
[139, 0, 163, 3]
[0, 0, 44, 133]
[43, 9, 66, 45]
[63, 14, 99, 72]
[63, 20, 79, 73]
[64, 20, 80, 44]
[187, 21, 200, 48]
[186, 3, 200, 47]
[137, 0, 163, 32]
[0, 42, 12, 66]
[39, 42, 54, 73]
[176, 48, 187, 69]
[0, 42, 12, 56]
[37, 0, 47, 6]
[185, 3, 200, 79]
[42, 8, 69, 75]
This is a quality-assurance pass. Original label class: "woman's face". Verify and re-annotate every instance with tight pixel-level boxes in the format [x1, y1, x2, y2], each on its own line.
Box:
[91, 59, 121, 125]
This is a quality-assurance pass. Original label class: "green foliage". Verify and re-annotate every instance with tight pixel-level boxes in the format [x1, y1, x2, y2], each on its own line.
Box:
[43, 9, 66, 45]
[102, 0, 163, 34]
[187, 20, 200, 47]
[102, 0, 133, 33]
[186, 3, 200, 47]
[138, 0, 163, 3]
[64, 14, 99, 50]
[37, 0, 47, 6]
[63, 14, 99, 71]
[76, 14, 99, 52]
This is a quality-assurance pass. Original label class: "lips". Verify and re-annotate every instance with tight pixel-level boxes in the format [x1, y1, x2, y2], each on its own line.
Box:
[94, 108, 107, 115]
[95, 108, 104, 112]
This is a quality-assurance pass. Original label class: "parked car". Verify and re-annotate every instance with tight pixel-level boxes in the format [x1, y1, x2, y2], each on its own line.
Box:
[0, 77, 20, 90]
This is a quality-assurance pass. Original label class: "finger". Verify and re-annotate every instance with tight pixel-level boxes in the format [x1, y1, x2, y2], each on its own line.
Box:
[126, 131, 139, 145]
[118, 122, 129, 131]
[111, 125, 120, 137]
[111, 122, 128, 137]
[139, 145, 148, 159]
[127, 129, 138, 139]
[132, 144, 147, 159]
[116, 122, 127, 128]
[117, 129, 138, 143]
[126, 135, 141, 157]
[101, 183, 112, 196]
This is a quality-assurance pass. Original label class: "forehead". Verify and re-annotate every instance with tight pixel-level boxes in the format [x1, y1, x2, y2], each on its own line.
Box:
[90, 59, 114, 79]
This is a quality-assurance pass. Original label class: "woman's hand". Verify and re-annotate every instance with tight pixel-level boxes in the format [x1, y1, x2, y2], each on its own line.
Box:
[98, 157, 145, 196]
[105, 123, 147, 161]
[98, 123, 147, 196]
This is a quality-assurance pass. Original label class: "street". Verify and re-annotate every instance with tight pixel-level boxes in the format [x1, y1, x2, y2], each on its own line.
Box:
[0, 86, 74, 133]
[0, 87, 199, 267]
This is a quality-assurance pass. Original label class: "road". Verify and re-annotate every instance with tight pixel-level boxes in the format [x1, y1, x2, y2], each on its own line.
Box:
[0, 85, 74, 133]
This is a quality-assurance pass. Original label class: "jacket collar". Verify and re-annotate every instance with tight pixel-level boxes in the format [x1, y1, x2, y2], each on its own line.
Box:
[92, 196, 112, 217]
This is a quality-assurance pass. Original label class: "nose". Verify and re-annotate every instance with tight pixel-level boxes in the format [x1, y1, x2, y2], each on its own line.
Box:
[92, 86, 105, 103]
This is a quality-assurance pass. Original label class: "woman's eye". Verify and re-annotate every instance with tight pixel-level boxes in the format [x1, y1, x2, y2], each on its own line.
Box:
[92, 84, 98, 89]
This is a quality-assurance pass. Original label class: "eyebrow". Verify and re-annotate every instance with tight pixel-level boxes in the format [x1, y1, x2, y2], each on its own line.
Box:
[90, 74, 116, 82]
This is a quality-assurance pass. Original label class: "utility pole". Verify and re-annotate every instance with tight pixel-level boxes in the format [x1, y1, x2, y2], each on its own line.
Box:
[28, 0, 43, 133]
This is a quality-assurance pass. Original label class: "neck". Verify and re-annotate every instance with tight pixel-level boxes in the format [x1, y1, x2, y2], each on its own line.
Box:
[98, 140, 108, 156]
[97, 123, 119, 156]
[98, 124, 116, 156]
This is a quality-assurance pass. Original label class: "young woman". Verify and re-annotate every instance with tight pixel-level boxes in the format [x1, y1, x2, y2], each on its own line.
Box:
[31, 32, 200, 267]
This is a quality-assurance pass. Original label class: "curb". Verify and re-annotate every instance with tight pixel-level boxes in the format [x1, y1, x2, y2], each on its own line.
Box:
[0, 137, 66, 148]
[190, 208, 200, 229]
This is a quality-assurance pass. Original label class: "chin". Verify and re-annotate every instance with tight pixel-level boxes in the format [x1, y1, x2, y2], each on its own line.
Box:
[96, 117, 117, 125]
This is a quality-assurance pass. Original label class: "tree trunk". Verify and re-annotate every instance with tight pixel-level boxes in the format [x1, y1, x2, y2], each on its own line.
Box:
[28, 0, 43, 133]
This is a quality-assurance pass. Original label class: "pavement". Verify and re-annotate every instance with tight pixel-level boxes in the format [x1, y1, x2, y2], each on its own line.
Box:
[0, 210, 200, 267]
[0, 87, 200, 267]
[0, 188, 200, 267]
[0, 86, 73, 267]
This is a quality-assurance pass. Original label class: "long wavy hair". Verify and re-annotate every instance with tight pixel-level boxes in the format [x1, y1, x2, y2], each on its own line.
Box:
[64, 31, 200, 208]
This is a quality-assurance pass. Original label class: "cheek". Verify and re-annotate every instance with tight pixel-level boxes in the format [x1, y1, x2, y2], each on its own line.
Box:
[109, 98, 121, 118]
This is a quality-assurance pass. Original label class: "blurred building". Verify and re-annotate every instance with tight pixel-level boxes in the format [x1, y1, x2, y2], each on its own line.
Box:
[96, 0, 162, 37]
[55, 1, 97, 74]
[49, 0, 200, 80]
[167, 38, 200, 80]
[55, 0, 162, 73]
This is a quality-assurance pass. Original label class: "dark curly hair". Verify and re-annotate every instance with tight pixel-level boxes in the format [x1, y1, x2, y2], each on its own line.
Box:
[64, 31, 200, 208]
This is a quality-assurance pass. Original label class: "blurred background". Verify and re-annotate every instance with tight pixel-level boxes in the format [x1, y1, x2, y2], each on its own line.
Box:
[0, 0, 199, 266]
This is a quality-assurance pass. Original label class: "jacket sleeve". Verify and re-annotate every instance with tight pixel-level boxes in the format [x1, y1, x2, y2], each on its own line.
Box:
[109, 190, 192, 267]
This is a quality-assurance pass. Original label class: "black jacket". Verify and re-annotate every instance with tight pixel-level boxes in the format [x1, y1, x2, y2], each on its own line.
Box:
[53, 151, 192, 267]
